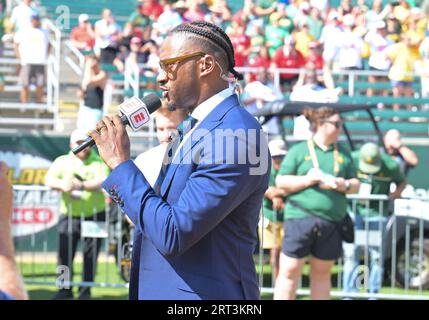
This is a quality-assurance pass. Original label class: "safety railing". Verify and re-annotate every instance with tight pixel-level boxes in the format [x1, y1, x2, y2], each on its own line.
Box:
[12, 185, 129, 292]
[257, 193, 429, 300]
[63, 40, 85, 78]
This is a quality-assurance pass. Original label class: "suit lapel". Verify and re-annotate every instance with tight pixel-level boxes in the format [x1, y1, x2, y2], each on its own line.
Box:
[160, 94, 240, 197]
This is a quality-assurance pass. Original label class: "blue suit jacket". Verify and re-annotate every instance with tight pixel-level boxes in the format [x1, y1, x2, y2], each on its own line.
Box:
[103, 94, 270, 300]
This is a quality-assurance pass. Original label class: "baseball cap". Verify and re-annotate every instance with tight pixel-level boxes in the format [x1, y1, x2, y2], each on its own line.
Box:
[79, 13, 89, 23]
[70, 129, 88, 144]
[359, 143, 381, 174]
[269, 139, 287, 157]
[31, 13, 40, 20]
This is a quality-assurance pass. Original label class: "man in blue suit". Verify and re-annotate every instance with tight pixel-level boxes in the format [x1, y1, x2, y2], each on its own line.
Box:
[89, 22, 271, 300]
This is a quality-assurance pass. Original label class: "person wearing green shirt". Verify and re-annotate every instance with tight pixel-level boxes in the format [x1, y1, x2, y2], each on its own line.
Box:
[258, 139, 288, 282]
[342, 142, 406, 296]
[45, 129, 110, 300]
[273, 107, 360, 300]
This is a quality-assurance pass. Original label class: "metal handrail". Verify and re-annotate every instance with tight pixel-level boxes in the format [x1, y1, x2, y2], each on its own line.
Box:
[64, 40, 85, 77]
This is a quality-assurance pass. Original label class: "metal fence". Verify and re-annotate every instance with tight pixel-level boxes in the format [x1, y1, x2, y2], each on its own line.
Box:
[258, 194, 429, 300]
[12, 185, 128, 291]
[13, 186, 429, 299]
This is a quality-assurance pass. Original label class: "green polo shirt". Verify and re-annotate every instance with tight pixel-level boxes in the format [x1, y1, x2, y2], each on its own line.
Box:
[352, 151, 405, 216]
[45, 150, 110, 217]
[263, 166, 284, 223]
[279, 140, 357, 222]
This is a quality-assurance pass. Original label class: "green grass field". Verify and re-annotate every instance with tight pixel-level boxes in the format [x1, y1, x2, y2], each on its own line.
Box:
[19, 260, 429, 300]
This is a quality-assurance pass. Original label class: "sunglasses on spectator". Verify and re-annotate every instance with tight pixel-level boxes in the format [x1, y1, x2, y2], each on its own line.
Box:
[324, 120, 343, 129]
[159, 52, 206, 74]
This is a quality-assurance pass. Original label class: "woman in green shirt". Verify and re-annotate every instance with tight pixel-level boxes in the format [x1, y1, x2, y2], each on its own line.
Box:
[273, 107, 360, 300]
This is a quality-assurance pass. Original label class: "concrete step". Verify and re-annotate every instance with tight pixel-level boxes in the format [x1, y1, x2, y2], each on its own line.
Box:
[0, 66, 16, 74]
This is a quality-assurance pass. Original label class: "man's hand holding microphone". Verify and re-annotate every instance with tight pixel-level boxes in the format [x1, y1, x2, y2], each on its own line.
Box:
[73, 94, 162, 169]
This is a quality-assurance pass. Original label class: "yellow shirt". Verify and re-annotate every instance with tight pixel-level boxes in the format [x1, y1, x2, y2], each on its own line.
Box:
[385, 42, 420, 81]
[294, 31, 314, 58]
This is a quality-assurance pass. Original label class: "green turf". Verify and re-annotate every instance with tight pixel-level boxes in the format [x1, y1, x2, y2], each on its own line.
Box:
[19, 260, 429, 300]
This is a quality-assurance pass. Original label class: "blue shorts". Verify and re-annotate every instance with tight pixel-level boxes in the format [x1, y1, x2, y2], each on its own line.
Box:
[282, 216, 343, 260]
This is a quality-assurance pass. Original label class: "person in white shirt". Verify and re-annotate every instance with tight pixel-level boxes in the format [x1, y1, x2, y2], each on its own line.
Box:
[9, 0, 38, 32]
[134, 106, 187, 187]
[94, 8, 122, 64]
[364, 20, 393, 96]
[337, 14, 364, 71]
[13, 14, 50, 103]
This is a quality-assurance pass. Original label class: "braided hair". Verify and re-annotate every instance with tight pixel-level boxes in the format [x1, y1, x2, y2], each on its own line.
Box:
[169, 22, 243, 81]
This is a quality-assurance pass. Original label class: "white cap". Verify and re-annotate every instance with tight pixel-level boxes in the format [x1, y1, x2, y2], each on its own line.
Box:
[269, 139, 287, 157]
[79, 13, 89, 23]
[343, 14, 355, 27]
[70, 129, 88, 144]
[327, 10, 339, 21]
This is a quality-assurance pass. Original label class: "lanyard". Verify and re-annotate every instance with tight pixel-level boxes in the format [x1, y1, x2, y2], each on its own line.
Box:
[307, 139, 340, 175]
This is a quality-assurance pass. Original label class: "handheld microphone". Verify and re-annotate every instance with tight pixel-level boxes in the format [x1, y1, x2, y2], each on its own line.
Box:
[72, 94, 162, 155]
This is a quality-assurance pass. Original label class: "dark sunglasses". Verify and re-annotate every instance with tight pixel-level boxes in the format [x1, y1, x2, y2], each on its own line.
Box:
[324, 120, 343, 129]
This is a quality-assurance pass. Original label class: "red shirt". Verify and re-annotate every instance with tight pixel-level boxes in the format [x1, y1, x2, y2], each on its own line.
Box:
[307, 53, 324, 70]
[230, 34, 251, 67]
[70, 26, 95, 49]
[248, 55, 271, 82]
[139, 1, 164, 20]
[272, 47, 306, 79]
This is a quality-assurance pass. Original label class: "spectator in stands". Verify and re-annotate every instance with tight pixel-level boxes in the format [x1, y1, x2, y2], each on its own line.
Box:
[384, 33, 421, 110]
[338, 0, 353, 18]
[364, 20, 393, 97]
[183, 0, 206, 22]
[265, 12, 289, 58]
[205, 0, 232, 30]
[0, 162, 28, 300]
[152, 0, 183, 43]
[386, 14, 402, 43]
[125, 2, 153, 42]
[77, 55, 108, 132]
[337, 14, 364, 73]
[294, 23, 315, 59]
[271, 35, 306, 91]
[14, 13, 50, 103]
[384, 129, 419, 176]
[45, 130, 110, 300]
[70, 14, 95, 52]
[308, 6, 324, 40]
[227, 20, 251, 67]
[137, 0, 164, 21]
[94, 8, 122, 64]
[291, 61, 341, 102]
[248, 45, 271, 83]
[343, 142, 406, 296]
[241, 68, 283, 136]
[113, 37, 149, 73]
[320, 10, 342, 91]
[258, 139, 288, 283]
[8, 0, 37, 33]
[274, 107, 360, 300]
[365, 0, 388, 30]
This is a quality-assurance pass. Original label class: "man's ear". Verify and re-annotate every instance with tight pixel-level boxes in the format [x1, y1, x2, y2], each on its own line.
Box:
[199, 55, 216, 76]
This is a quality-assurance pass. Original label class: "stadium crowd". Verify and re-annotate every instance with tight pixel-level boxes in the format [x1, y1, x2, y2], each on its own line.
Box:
[2, 0, 429, 108]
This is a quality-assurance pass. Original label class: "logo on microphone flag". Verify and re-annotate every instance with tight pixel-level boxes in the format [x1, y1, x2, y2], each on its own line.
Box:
[129, 108, 149, 130]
